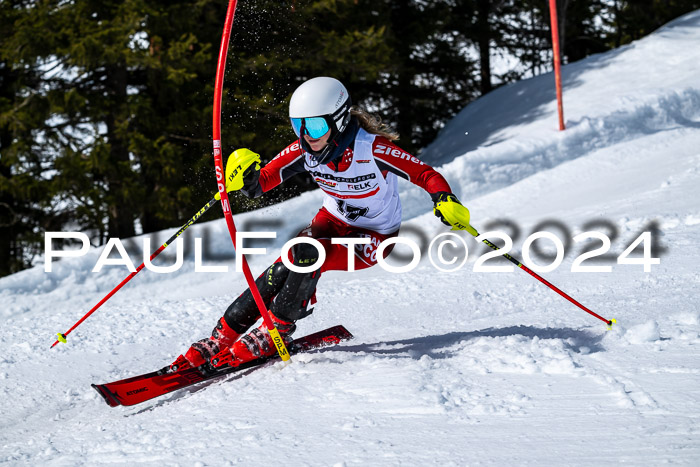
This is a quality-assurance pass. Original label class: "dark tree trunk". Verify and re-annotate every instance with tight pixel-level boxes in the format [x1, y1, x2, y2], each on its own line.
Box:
[0, 63, 19, 277]
[390, 0, 417, 153]
[140, 183, 169, 234]
[476, 0, 493, 95]
[557, 0, 569, 63]
[0, 138, 14, 277]
[105, 64, 136, 238]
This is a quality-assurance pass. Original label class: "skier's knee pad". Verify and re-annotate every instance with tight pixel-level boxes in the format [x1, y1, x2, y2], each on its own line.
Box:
[223, 262, 289, 333]
[292, 241, 321, 268]
[263, 262, 290, 290]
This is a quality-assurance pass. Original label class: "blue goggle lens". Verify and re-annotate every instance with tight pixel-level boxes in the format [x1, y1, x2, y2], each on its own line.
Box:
[290, 117, 331, 139]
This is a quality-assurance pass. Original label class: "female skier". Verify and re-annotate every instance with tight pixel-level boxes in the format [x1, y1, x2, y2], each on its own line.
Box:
[170, 76, 471, 371]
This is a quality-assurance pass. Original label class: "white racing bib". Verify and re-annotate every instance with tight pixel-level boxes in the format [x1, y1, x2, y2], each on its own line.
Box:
[305, 128, 401, 234]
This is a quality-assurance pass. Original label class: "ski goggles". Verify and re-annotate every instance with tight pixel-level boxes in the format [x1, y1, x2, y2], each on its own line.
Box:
[290, 116, 332, 139]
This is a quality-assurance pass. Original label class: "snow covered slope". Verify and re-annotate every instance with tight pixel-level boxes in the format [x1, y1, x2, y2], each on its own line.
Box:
[2, 10, 700, 466]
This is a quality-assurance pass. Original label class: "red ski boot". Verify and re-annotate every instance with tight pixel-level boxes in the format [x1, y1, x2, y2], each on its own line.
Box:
[210, 312, 296, 368]
[169, 317, 241, 371]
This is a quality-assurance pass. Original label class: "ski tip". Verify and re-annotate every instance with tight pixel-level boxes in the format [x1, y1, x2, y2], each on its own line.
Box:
[91, 383, 121, 408]
[606, 318, 617, 330]
[334, 325, 354, 341]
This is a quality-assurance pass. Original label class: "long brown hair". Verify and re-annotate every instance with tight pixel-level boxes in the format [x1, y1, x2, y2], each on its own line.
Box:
[351, 106, 399, 141]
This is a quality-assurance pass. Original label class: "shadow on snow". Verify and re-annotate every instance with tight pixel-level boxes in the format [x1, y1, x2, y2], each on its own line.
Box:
[338, 325, 605, 359]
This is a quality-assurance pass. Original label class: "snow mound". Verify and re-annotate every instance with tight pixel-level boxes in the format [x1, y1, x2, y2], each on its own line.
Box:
[624, 320, 661, 344]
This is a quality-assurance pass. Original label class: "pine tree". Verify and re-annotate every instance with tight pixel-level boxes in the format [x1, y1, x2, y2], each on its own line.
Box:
[14, 0, 228, 240]
[353, 0, 480, 153]
[0, 0, 63, 276]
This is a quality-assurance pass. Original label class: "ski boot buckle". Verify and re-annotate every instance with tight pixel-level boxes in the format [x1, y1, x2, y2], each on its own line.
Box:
[210, 347, 240, 369]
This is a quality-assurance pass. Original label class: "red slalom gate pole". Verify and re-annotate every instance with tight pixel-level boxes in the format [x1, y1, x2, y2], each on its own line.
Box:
[51, 196, 220, 348]
[212, 0, 290, 361]
[548, 0, 565, 131]
[478, 235, 615, 328]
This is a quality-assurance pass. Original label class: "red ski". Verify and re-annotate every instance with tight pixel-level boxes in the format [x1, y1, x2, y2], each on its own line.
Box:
[92, 325, 353, 407]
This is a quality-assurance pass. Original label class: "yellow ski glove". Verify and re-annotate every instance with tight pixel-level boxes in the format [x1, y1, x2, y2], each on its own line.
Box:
[432, 192, 479, 237]
[215, 148, 262, 200]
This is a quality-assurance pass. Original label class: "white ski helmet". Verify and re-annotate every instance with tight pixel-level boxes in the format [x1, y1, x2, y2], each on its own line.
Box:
[289, 77, 352, 163]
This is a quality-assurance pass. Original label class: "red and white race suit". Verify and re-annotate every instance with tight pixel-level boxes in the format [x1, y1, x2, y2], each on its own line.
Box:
[259, 127, 452, 271]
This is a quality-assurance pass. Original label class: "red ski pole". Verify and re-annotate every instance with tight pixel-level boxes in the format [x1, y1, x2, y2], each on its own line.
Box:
[476, 233, 615, 327]
[51, 196, 220, 348]
[212, 0, 290, 361]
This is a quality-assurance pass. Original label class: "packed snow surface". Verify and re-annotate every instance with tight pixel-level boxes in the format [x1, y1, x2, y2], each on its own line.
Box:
[3, 10, 700, 466]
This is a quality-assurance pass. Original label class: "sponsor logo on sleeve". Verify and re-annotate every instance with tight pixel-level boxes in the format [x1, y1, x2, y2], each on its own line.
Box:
[273, 142, 301, 160]
[374, 144, 425, 166]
